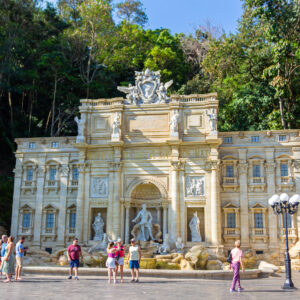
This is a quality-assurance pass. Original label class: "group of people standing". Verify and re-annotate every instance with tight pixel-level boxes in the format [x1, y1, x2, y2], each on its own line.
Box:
[67, 237, 141, 284]
[0, 235, 27, 283]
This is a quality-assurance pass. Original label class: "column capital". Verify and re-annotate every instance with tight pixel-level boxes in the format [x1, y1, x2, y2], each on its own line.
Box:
[170, 160, 185, 171]
[205, 159, 220, 171]
[36, 166, 46, 177]
[238, 163, 248, 174]
[293, 159, 300, 173]
[59, 164, 69, 177]
[124, 202, 131, 209]
[109, 161, 122, 172]
[13, 167, 23, 178]
[265, 162, 276, 173]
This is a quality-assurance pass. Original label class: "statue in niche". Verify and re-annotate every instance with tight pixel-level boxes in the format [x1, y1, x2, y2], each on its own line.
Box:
[189, 211, 202, 242]
[74, 115, 86, 143]
[169, 110, 180, 136]
[92, 212, 104, 241]
[158, 233, 171, 254]
[187, 177, 204, 196]
[206, 108, 218, 134]
[175, 237, 185, 253]
[132, 204, 155, 241]
[111, 112, 121, 138]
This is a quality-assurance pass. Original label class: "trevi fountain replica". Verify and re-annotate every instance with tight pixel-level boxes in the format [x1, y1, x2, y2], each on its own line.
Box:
[10, 69, 300, 271]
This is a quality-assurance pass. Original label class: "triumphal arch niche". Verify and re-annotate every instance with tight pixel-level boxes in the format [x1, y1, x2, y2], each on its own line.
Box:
[74, 68, 220, 246]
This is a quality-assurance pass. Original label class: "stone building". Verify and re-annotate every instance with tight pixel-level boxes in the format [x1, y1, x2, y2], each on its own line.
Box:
[11, 70, 300, 255]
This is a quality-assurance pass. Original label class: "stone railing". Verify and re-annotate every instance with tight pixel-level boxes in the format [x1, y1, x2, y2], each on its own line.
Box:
[171, 93, 217, 103]
[280, 176, 293, 183]
[280, 228, 297, 236]
[252, 228, 266, 236]
[80, 97, 124, 107]
[224, 227, 240, 236]
[223, 177, 238, 184]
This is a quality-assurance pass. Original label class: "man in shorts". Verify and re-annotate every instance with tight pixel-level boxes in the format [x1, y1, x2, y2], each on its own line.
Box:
[67, 238, 83, 280]
[15, 236, 27, 280]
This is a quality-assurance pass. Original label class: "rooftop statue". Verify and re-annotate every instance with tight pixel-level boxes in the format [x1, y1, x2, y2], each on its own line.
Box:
[117, 69, 173, 104]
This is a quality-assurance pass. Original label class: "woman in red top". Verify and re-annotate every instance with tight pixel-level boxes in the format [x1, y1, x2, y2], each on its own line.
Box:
[115, 238, 125, 283]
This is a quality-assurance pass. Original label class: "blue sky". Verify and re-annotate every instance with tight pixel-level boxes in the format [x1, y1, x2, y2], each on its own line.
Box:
[49, 0, 243, 34]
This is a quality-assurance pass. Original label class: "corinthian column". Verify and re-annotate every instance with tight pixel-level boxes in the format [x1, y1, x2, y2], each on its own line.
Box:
[10, 154, 23, 237]
[124, 203, 130, 244]
[210, 160, 221, 245]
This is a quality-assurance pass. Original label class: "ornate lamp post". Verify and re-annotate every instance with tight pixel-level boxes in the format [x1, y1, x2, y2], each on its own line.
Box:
[268, 193, 300, 289]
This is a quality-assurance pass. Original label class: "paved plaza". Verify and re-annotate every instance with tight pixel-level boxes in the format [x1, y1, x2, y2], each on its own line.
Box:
[1, 272, 300, 300]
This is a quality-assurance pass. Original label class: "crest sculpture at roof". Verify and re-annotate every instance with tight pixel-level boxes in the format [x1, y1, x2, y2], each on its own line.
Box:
[117, 69, 173, 104]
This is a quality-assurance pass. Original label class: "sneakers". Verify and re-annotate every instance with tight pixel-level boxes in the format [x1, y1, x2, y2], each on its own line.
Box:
[238, 288, 244, 292]
[135, 279, 139, 283]
[230, 289, 236, 292]
[74, 277, 79, 280]
[67, 276, 72, 280]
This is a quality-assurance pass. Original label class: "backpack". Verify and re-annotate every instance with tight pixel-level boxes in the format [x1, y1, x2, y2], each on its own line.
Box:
[226, 251, 232, 264]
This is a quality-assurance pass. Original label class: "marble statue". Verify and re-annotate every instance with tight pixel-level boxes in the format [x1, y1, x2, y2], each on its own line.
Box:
[117, 69, 173, 104]
[175, 237, 185, 253]
[92, 212, 104, 241]
[186, 177, 204, 196]
[169, 110, 180, 137]
[74, 115, 85, 143]
[111, 112, 121, 139]
[158, 233, 171, 254]
[88, 233, 110, 253]
[189, 211, 202, 242]
[206, 108, 217, 134]
[132, 204, 154, 241]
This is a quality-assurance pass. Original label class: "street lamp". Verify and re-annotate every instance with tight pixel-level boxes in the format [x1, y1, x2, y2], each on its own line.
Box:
[268, 193, 300, 289]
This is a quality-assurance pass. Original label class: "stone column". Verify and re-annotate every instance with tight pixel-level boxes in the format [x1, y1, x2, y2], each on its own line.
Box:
[170, 161, 181, 239]
[210, 160, 221, 245]
[75, 163, 86, 242]
[238, 148, 250, 247]
[57, 163, 69, 247]
[265, 148, 277, 249]
[107, 166, 115, 238]
[163, 205, 168, 238]
[33, 160, 46, 247]
[112, 162, 122, 240]
[83, 164, 91, 244]
[10, 154, 23, 237]
[179, 165, 186, 241]
[124, 203, 130, 244]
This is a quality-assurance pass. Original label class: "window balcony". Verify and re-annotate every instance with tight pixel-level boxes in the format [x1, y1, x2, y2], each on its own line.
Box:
[68, 180, 79, 192]
[249, 177, 266, 192]
[21, 180, 37, 194]
[277, 176, 294, 192]
[44, 180, 60, 193]
[251, 227, 268, 243]
[279, 228, 297, 244]
[223, 227, 241, 243]
[222, 177, 239, 192]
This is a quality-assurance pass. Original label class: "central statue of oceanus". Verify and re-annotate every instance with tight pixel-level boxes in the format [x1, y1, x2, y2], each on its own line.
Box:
[117, 69, 173, 105]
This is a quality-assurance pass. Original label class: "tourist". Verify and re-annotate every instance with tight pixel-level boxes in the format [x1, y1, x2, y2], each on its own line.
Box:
[127, 238, 141, 283]
[106, 242, 119, 284]
[2, 236, 15, 283]
[0, 235, 8, 274]
[67, 238, 83, 280]
[230, 240, 244, 292]
[115, 238, 125, 283]
[15, 236, 27, 281]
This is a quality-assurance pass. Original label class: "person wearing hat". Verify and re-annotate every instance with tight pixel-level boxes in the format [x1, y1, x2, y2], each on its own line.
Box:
[114, 238, 125, 283]
[67, 238, 83, 280]
[127, 239, 141, 282]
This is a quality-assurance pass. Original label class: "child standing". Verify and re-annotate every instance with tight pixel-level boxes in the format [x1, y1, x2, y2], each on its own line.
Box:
[106, 242, 119, 283]
[127, 239, 141, 283]
[230, 240, 245, 292]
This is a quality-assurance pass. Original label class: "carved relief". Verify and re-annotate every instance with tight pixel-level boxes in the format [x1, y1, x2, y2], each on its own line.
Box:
[90, 177, 108, 198]
[185, 176, 205, 196]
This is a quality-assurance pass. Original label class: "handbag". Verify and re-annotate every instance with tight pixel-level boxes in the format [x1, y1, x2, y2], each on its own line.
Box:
[226, 252, 232, 264]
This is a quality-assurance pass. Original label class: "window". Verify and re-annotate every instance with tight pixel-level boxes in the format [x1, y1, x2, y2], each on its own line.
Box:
[70, 212, 76, 229]
[46, 213, 54, 228]
[227, 213, 236, 228]
[51, 142, 59, 148]
[251, 136, 260, 143]
[226, 165, 234, 177]
[72, 168, 78, 181]
[280, 164, 288, 177]
[283, 214, 292, 228]
[279, 135, 287, 142]
[23, 213, 31, 228]
[223, 137, 232, 144]
[253, 164, 261, 177]
[29, 142, 36, 149]
[27, 168, 33, 181]
[254, 213, 264, 228]
[49, 168, 56, 180]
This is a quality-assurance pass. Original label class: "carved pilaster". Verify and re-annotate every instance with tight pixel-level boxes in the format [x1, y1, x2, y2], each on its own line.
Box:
[238, 163, 248, 175]
[60, 165, 69, 177]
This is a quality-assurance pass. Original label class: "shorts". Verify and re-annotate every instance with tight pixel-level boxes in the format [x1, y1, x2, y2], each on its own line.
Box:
[16, 257, 23, 268]
[129, 260, 139, 269]
[69, 259, 80, 268]
[116, 257, 124, 266]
